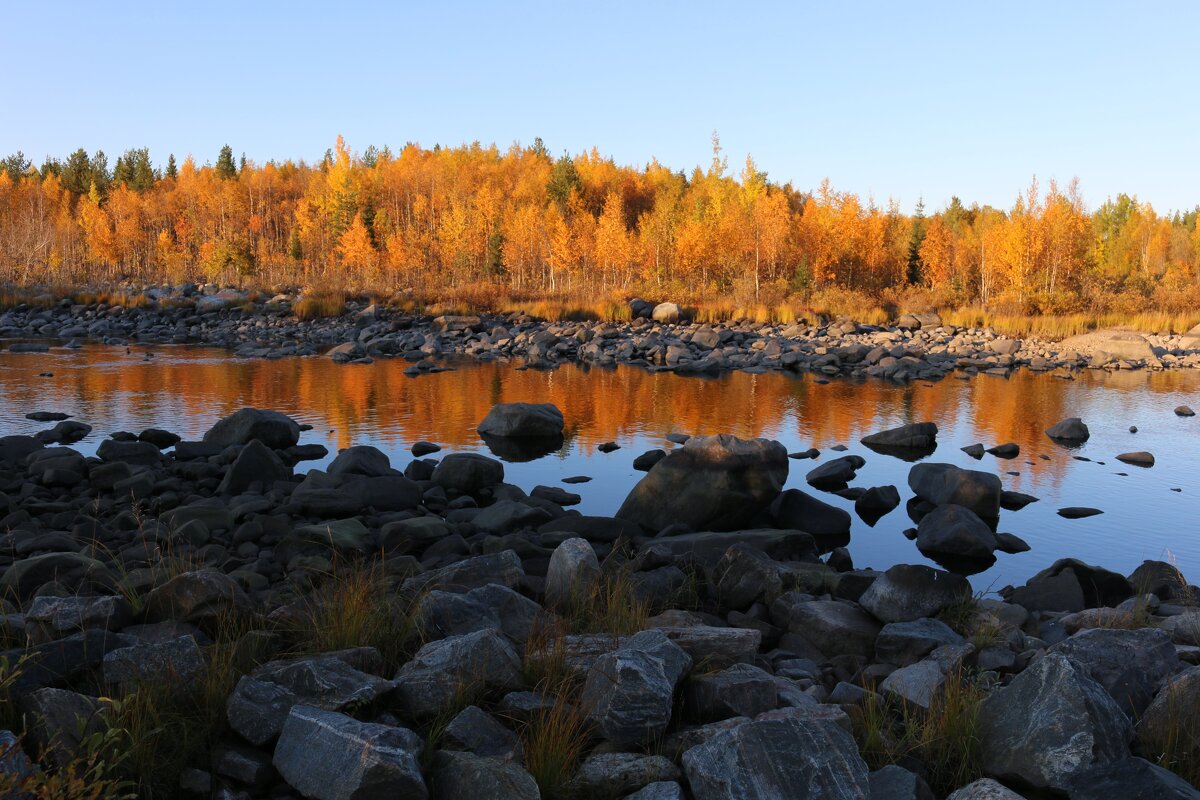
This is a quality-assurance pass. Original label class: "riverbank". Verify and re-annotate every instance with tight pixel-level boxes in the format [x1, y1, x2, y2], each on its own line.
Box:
[0, 403, 1197, 797]
[3, 285, 1200, 381]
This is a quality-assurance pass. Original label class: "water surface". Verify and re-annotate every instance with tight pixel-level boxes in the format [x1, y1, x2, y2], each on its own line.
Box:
[0, 344, 1197, 592]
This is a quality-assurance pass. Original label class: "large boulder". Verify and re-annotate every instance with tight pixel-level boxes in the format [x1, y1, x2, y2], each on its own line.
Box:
[768, 489, 851, 542]
[977, 652, 1132, 792]
[203, 408, 301, 449]
[218, 438, 291, 494]
[1, 553, 114, 600]
[1066, 757, 1200, 800]
[915, 504, 999, 561]
[805, 456, 864, 490]
[1049, 628, 1179, 717]
[861, 422, 938, 457]
[544, 537, 600, 612]
[431, 750, 539, 800]
[769, 595, 881, 658]
[617, 435, 788, 532]
[1002, 558, 1133, 613]
[142, 570, 253, 631]
[273, 706, 427, 800]
[477, 402, 564, 438]
[394, 629, 524, 719]
[1136, 665, 1200, 765]
[431, 453, 505, 495]
[682, 716, 870, 799]
[858, 564, 971, 623]
[581, 629, 692, 747]
[652, 302, 682, 323]
[327, 445, 395, 477]
[908, 463, 1002, 520]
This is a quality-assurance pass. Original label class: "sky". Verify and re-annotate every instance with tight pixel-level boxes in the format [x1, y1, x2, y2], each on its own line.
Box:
[3, 1, 1199, 213]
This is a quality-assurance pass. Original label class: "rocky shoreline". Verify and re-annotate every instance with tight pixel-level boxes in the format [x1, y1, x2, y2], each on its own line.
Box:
[3, 286, 1200, 380]
[0, 401, 1197, 798]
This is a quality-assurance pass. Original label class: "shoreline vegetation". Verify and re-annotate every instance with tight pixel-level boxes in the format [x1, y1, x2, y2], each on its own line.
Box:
[2, 136, 1200, 341]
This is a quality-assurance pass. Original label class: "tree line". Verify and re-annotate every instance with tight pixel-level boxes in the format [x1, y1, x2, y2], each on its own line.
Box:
[1, 136, 1197, 313]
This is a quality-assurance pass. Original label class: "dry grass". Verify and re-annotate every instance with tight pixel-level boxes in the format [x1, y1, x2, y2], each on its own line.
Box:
[0, 727, 137, 800]
[564, 566, 650, 636]
[293, 291, 348, 320]
[853, 671, 988, 795]
[1138, 676, 1200, 786]
[940, 307, 1200, 340]
[518, 690, 593, 800]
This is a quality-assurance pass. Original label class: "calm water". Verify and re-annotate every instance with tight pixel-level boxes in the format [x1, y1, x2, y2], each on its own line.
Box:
[1, 344, 1197, 593]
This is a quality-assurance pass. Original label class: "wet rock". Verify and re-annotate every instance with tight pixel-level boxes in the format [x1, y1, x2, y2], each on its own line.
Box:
[916, 504, 998, 561]
[961, 443, 986, 459]
[1046, 417, 1090, 442]
[682, 716, 870, 800]
[1115, 451, 1154, 466]
[617, 434, 788, 532]
[987, 442, 1019, 458]
[858, 564, 971, 623]
[1058, 506, 1103, 519]
[977, 652, 1132, 792]
[1175, 405, 1195, 417]
[394, 629, 524, 719]
[1003, 558, 1132, 612]
[805, 455, 865, 490]
[908, 463, 1001, 520]
[477, 402, 564, 438]
[1000, 490, 1038, 511]
[203, 408, 301, 449]
[860, 422, 938, 457]
[1050, 627, 1179, 717]
[272, 706, 427, 800]
[633, 448, 667, 471]
[854, 485, 900, 525]
[581, 629, 692, 747]
[769, 488, 851, 541]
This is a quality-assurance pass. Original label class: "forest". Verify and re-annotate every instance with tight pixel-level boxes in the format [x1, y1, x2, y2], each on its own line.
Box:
[1, 136, 1198, 324]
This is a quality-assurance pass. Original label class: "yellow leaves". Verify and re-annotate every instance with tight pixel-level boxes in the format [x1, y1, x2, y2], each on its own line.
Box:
[336, 212, 376, 273]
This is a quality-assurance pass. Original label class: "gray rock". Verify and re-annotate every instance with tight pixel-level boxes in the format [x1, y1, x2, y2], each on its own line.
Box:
[1, 552, 113, 599]
[431, 751, 539, 800]
[1137, 665, 1200, 756]
[916, 504, 998, 561]
[218, 439, 291, 494]
[25, 595, 132, 642]
[945, 779, 1028, 799]
[644, 529, 816, 568]
[477, 402, 564, 438]
[805, 455, 865, 490]
[1049, 627, 1179, 717]
[769, 595, 881, 658]
[868, 765, 935, 800]
[617, 434, 789, 532]
[682, 716, 870, 799]
[879, 644, 973, 709]
[1046, 417, 1090, 442]
[417, 583, 541, 646]
[18, 688, 104, 767]
[715, 543, 783, 609]
[1115, 450, 1155, 466]
[656, 626, 762, 669]
[204, 408, 301, 450]
[272, 706, 427, 800]
[977, 652, 1132, 791]
[142, 569, 253, 631]
[394, 629, 524, 719]
[441, 705, 523, 761]
[769, 489, 851, 540]
[875, 618, 965, 667]
[652, 302, 682, 323]
[684, 663, 779, 722]
[431, 453, 505, 495]
[544, 537, 600, 612]
[861, 422, 938, 451]
[1066, 757, 1200, 800]
[103, 635, 204, 691]
[626, 783, 686, 800]
[401, 550, 525, 595]
[908, 462, 1002, 519]
[327, 445, 394, 477]
[1003, 558, 1132, 613]
[582, 629, 692, 747]
[571, 752, 681, 797]
[858, 564, 971, 623]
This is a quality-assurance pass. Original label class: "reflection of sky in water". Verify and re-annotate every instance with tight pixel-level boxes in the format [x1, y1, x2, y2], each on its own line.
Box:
[0, 345, 1197, 594]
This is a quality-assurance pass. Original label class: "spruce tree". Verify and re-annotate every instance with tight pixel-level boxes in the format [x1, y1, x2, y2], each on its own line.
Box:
[216, 145, 237, 180]
[907, 197, 926, 285]
[165, 154, 178, 179]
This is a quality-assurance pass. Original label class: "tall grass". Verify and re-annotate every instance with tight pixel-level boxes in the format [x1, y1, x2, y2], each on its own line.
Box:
[518, 690, 593, 800]
[292, 291, 348, 321]
[941, 308, 1200, 339]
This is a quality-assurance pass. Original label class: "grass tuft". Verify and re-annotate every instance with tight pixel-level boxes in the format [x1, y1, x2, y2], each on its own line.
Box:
[293, 291, 347, 320]
[518, 690, 593, 800]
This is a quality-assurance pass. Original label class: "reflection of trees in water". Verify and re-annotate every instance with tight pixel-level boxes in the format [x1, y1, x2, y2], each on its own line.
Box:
[0, 347, 1195, 494]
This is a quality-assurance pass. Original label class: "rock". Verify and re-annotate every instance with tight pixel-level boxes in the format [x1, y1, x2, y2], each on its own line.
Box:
[875, 618, 965, 667]
[858, 564, 971, 623]
[652, 302, 682, 323]
[616, 434, 788, 532]
[854, 485, 900, 525]
[1058, 506, 1103, 519]
[908, 463, 1001, 519]
[1003, 558, 1132, 612]
[860, 422, 938, 454]
[1137, 665, 1200, 762]
[138, 427, 181, 449]
[869, 765, 935, 800]
[1000, 491, 1038, 511]
[640, 529, 816, 568]
[529, 485, 580, 505]
[769, 489, 851, 541]
[327, 445, 395, 477]
[203, 408, 301, 449]
[272, 706, 427, 800]
[412, 441, 440, 456]
[715, 543, 783, 609]
[103, 635, 205, 691]
[977, 652, 1132, 792]
[916, 504, 998, 561]
[431, 453, 505, 495]
[1176, 405, 1196, 417]
[626, 782, 686, 800]
[477, 402, 564, 438]
[401, 551, 525, 595]
[394, 629, 524, 719]
[682, 716, 870, 800]
[441, 705, 523, 761]
[961, 443, 986, 459]
[581, 629, 692, 747]
[987, 442, 1019, 458]
[24, 595, 132, 642]
[805, 455, 865, 490]
[1066, 757, 1200, 800]
[1128, 559, 1191, 600]
[571, 752, 681, 797]
[1046, 417, 1090, 442]
[633, 449, 667, 471]
[769, 595, 881, 658]
[684, 663, 779, 722]
[418, 584, 541, 646]
[1050, 628, 1179, 717]
[544, 537, 600, 612]
[1062, 330, 1158, 364]
[879, 644, 973, 709]
[946, 779, 1028, 799]
[1, 552, 113, 599]
[1115, 451, 1154, 466]
[227, 651, 396, 746]
[218, 439, 291, 494]
[143, 570, 253, 631]
[96, 438, 162, 465]
[18, 688, 104, 768]
[430, 750, 539, 800]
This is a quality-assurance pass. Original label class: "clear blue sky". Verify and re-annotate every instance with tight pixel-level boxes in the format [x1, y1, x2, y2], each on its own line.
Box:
[4, 1, 1198, 213]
